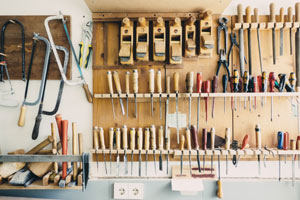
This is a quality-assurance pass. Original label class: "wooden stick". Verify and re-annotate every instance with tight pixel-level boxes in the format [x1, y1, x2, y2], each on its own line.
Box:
[72, 123, 78, 181]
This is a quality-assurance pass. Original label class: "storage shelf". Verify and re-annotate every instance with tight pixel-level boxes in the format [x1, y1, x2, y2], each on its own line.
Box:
[232, 22, 299, 30]
[0, 180, 81, 190]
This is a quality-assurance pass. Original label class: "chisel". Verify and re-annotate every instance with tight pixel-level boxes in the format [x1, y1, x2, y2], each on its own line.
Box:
[150, 125, 157, 174]
[174, 72, 180, 144]
[269, 72, 275, 121]
[225, 128, 231, 175]
[165, 128, 170, 174]
[288, 7, 293, 55]
[122, 125, 128, 175]
[196, 72, 202, 131]
[202, 128, 207, 172]
[246, 6, 252, 75]
[125, 71, 130, 118]
[211, 76, 218, 118]
[133, 69, 138, 118]
[186, 127, 192, 174]
[233, 69, 239, 111]
[210, 128, 215, 174]
[137, 128, 143, 176]
[279, 7, 284, 56]
[270, 3, 276, 64]
[115, 128, 121, 176]
[180, 134, 185, 175]
[93, 126, 100, 172]
[107, 71, 116, 118]
[203, 81, 210, 122]
[144, 128, 150, 176]
[158, 126, 164, 171]
[109, 127, 114, 174]
[113, 71, 125, 115]
[254, 8, 263, 73]
[243, 71, 249, 110]
[290, 139, 296, 186]
[222, 75, 228, 113]
[217, 150, 223, 199]
[149, 69, 155, 116]
[99, 127, 108, 175]
[191, 125, 201, 172]
[186, 72, 194, 128]
[277, 131, 283, 181]
[255, 124, 261, 175]
[130, 128, 136, 175]
[261, 71, 267, 107]
[157, 70, 162, 119]
[283, 132, 289, 164]
[165, 76, 170, 140]
[237, 4, 245, 75]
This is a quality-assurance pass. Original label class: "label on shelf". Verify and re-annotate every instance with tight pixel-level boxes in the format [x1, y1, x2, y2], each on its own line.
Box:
[167, 112, 186, 129]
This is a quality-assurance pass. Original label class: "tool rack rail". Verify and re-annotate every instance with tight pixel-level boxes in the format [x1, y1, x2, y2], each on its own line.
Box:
[232, 22, 300, 30]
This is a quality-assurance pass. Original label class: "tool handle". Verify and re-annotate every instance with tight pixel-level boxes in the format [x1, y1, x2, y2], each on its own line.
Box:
[125, 71, 130, 94]
[290, 139, 296, 150]
[32, 112, 42, 140]
[222, 75, 228, 93]
[122, 125, 128, 150]
[109, 128, 114, 150]
[144, 128, 150, 150]
[93, 126, 99, 149]
[269, 72, 276, 92]
[18, 105, 26, 127]
[280, 7, 284, 23]
[51, 123, 58, 153]
[166, 76, 170, 94]
[186, 128, 192, 150]
[150, 125, 156, 150]
[202, 128, 207, 150]
[55, 114, 62, 140]
[157, 70, 162, 93]
[297, 136, 300, 150]
[99, 127, 106, 150]
[61, 120, 68, 180]
[237, 4, 244, 23]
[211, 128, 215, 150]
[212, 76, 218, 93]
[255, 124, 261, 149]
[166, 129, 171, 151]
[137, 128, 143, 150]
[246, 6, 252, 23]
[254, 8, 259, 23]
[253, 76, 258, 93]
[217, 180, 223, 199]
[277, 132, 284, 149]
[78, 133, 83, 154]
[283, 132, 289, 150]
[149, 69, 155, 93]
[130, 128, 136, 150]
[288, 7, 293, 22]
[158, 126, 164, 150]
[83, 83, 93, 103]
[174, 72, 179, 92]
[270, 3, 276, 23]
[191, 125, 199, 149]
[241, 134, 249, 150]
[186, 72, 194, 93]
[107, 71, 114, 94]
[225, 128, 231, 150]
[296, 3, 300, 22]
[133, 69, 138, 93]
[116, 128, 121, 150]
[289, 72, 296, 90]
[113, 71, 122, 94]
[72, 123, 78, 155]
[196, 72, 203, 93]
[180, 134, 185, 151]
[84, 45, 92, 69]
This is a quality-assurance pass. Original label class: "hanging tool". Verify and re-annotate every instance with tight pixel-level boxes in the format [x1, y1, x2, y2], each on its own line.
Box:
[210, 128, 215, 174]
[296, 136, 300, 168]
[291, 139, 296, 186]
[158, 126, 164, 171]
[222, 75, 228, 113]
[186, 128, 192, 174]
[122, 125, 128, 175]
[153, 17, 166, 61]
[0, 60, 17, 107]
[255, 124, 261, 175]
[289, 72, 296, 92]
[246, 6, 253, 75]
[61, 120, 68, 181]
[133, 69, 138, 118]
[180, 134, 185, 175]
[150, 125, 157, 174]
[217, 148, 223, 199]
[144, 128, 150, 176]
[45, 12, 93, 103]
[217, 17, 228, 54]
[279, 7, 284, 56]
[185, 16, 196, 57]
[109, 127, 114, 174]
[137, 128, 143, 176]
[270, 3, 276, 64]
[157, 70, 162, 119]
[115, 128, 121, 176]
[269, 72, 275, 121]
[216, 49, 230, 80]
[253, 76, 258, 110]
[202, 128, 207, 172]
[107, 71, 116, 119]
[119, 18, 134, 64]
[236, 134, 249, 167]
[296, 3, 300, 96]
[261, 71, 267, 107]
[169, 18, 182, 64]
[225, 128, 230, 175]
[125, 72, 130, 118]
[191, 125, 201, 172]
[130, 128, 136, 175]
[283, 132, 289, 164]
[228, 33, 247, 68]
[243, 71, 249, 110]
[93, 126, 100, 172]
[197, 72, 202, 132]
[288, 7, 293, 55]
[203, 81, 210, 122]
[263, 145, 275, 168]
[254, 8, 263, 73]
[99, 127, 108, 175]
[165, 128, 171, 174]
[277, 131, 283, 181]
[78, 21, 92, 69]
[113, 71, 125, 116]
[212, 76, 218, 119]
[165, 76, 170, 140]
[186, 72, 194, 128]
[149, 69, 155, 116]
[0, 19, 25, 81]
[237, 4, 245, 75]
[174, 72, 180, 144]
[233, 69, 239, 111]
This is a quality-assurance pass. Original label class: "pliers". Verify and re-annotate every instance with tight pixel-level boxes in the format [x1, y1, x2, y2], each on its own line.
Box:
[228, 33, 247, 68]
[79, 21, 93, 69]
[216, 49, 230, 79]
[217, 17, 228, 54]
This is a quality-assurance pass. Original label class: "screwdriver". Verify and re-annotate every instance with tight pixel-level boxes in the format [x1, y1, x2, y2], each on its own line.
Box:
[109, 127, 114, 174]
[211, 75, 218, 118]
[150, 125, 157, 174]
[180, 134, 185, 175]
[165, 76, 170, 140]
[233, 69, 239, 111]
[210, 128, 215, 174]
[203, 81, 210, 122]
[174, 72, 180, 144]
[137, 128, 143, 176]
[115, 128, 121, 176]
[225, 128, 231, 175]
[122, 125, 128, 175]
[253, 76, 258, 110]
[158, 126, 164, 171]
[107, 71, 116, 118]
[186, 127, 192, 174]
[133, 69, 138, 118]
[149, 69, 155, 116]
[93, 126, 100, 171]
[144, 128, 150, 176]
[277, 131, 283, 181]
[113, 71, 125, 115]
[261, 71, 267, 107]
[243, 71, 249, 110]
[191, 125, 201, 172]
[125, 72, 130, 118]
[269, 72, 275, 121]
[255, 124, 261, 175]
[202, 128, 207, 172]
[291, 139, 296, 186]
[222, 75, 228, 113]
[99, 127, 108, 174]
[186, 72, 194, 128]
[130, 128, 136, 175]
[217, 148, 223, 199]
[165, 129, 170, 174]
[157, 70, 162, 119]
[197, 72, 202, 132]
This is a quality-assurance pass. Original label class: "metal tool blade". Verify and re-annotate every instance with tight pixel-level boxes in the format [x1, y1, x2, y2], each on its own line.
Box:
[272, 28, 276, 64]
[211, 155, 213, 173]
[180, 153, 183, 175]
[145, 151, 148, 176]
[258, 155, 261, 175]
[166, 151, 169, 174]
[124, 150, 128, 175]
[176, 95, 179, 144]
[290, 28, 293, 55]
[212, 97, 215, 119]
[257, 27, 263, 73]
[239, 28, 245, 75]
[109, 150, 112, 174]
[203, 155, 205, 172]
[126, 96, 128, 118]
[131, 152, 134, 175]
[279, 155, 281, 182]
[189, 96, 192, 128]
[159, 95, 162, 119]
[226, 155, 228, 175]
[153, 150, 157, 174]
[96, 152, 99, 172]
[119, 96, 125, 115]
[292, 154, 295, 186]
[134, 95, 137, 118]
[117, 151, 120, 176]
[151, 95, 153, 116]
[159, 151, 163, 171]
[280, 28, 283, 56]
[103, 151, 108, 174]
[139, 151, 141, 177]
[197, 150, 201, 173]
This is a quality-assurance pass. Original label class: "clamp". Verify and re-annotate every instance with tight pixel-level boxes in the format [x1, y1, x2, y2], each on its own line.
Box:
[79, 21, 93, 69]
[217, 17, 228, 54]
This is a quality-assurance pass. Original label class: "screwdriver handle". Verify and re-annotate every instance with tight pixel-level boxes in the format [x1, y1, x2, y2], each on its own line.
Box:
[113, 71, 122, 94]
[93, 126, 99, 149]
[288, 7, 293, 22]
[262, 71, 267, 92]
[255, 124, 261, 149]
[203, 80, 211, 93]
[166, 76, 170, 94]
[202, 128, 207, 150]
[158, 126, 164, 150]
[289, 72, 296, 91]
[144, 128, 150, 150]
[296, 136, 300, 150]
[237, 4, 244, 23]
[283, 132, 289, 150]
[296, 3, 300, 22]
[277, 131, 284, 149]
[269, 72, 275, 92]
[137, 128, 143, 151]
[166, 129, 171, 151]
[149, 69, 155, 93]
[99, 127, 106, 150]
[116, 128, 121, 150]
[186, 128, 192, 151]
[174, 72, 179, 92]
[150, 125, 156, 150]
[109, 127, 114, 150]
[133, 69, 139, 93]
[125, 71, 130, 94]
[233, 69, 239, 92]
[107, 71, 114, 94]
[197, 72, 203, 93]
[157, 70, 162, 93]
[122, 125, 128, 150]
[217, 180, 223, 199]
[254, 8, 259, 23]
[225, 128, 231, 150]
[212, 76, 218, 93]
[186, 72, 194, 93]
[241, 134, 249, 150]
[270, 3, 276, 23]
[290, 139, 296, 150]
[253, 76, 258, 93]
[180, 134, 185, 151]
[222, 75, 228, 93]
[211, 128, 215, 150]
[279, 7, 284, 23]
[191, 125, 199, 149]
[130, 128, 136, 150]
[243, 71, 249, 92]
[245, 6, 252, 23]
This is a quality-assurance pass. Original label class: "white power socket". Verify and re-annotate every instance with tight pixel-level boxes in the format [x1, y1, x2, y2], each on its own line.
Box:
[113, 183, 144, 200]
[114, 183, 128, 199]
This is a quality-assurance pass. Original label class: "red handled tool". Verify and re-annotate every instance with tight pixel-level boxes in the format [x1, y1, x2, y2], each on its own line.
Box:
[203, 81, 210, 122]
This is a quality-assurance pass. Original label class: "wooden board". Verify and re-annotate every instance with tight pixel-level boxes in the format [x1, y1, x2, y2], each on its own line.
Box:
[0, 16, 71, 80]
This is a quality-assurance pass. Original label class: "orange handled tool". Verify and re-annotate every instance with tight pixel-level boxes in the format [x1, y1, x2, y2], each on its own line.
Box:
[241, 134, 249, 150]
[61, 120, 68, 180]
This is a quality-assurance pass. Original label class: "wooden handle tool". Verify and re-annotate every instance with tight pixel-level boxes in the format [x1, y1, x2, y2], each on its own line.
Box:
[157, 70, 162, 93]
[245, 6, 251, 23]
[99, 127, 106, 150]
[237, 4, 244, 23]
[82, 83, 93, 103]
[125, 72, 130, 95]
[202, 128, 207, 150]
[61, 120, 68, 180]
[137, 128, 143, 151]
[225, 128, 231, 150]
[72, 122, 78, 180]
[241, 134, 249, 150]
[149, 69, 155, 93]
[180, 134, 185, 151]
[144, 128, 150, 151]
[280, 7, 284, 23]
[173, 72, 179, 92]
[51, 123, 58, 173]
[122, 125, 128, 150]
[254, 8, 259, 23]
[158, 126, 164, 151]
[270, 3, 276, 23]
[116, 128, 121, 150]
[150, 125, 156, 150]
[107, 71, 114, 94]
[55, 114, 62, 140]
[93, 126, 99, 150]
[166, 76, 170, 94]
[130, 128, 136, 151]
[18, 105, 26, 127]
[109, 127, 114, 150]
[113, 71, 122, 94]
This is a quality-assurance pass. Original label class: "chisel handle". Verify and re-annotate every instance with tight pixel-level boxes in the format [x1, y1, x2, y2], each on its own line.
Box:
[18, 105, 26, 127]
[113, 71, 122, 94]
[280, 7, 284, 23]
[241, 134, 249, 150]
[255, 124, 261, 149]
[254, 8, 259, 23]
[191, 125, 199, 149]
[291, 139, 296, 150]
[144, 128, 150, 150]
[269, 72, 276, 92]
[270, 3, 276, 23]
[99, 127, 106, 150]
[288, 7, 293, 22]
[296, 3, 300, 22]
[93, 126, 99, 149]
[212, 76, 218, 93]
[202, 128, 207, 150]
[277, 132, 284, 149]
[107, 71, 114, 95]
[130, 128, 136, 150]
[116, 128, 121, 150]
[186, 72, 194, 93]
[180, 134, 185, 151]
[217, 180, 223, 198]
[283, 132, 289, 150]
[166, 129, 171, 151]
[150, 125, 156, 150]
[225, 128, 231, 150]
[158, 126, 164, 150]
[83, 83, 93, 103]
[109, 127, 114, 150]
[245, 6, 252, 23]
[166, 76, 170, 94]
[137, 128, 143, 150]
[237, 4, 244, 23]
[289, 72, 296, 91]
[211, 128, 215, 150]
[186, 128, 191, 151]
[149, 69, 155, 93]
[122, 125, 128, 150]
[157, 70, 162, 93]
[174, 72, 179, 92]
[197, 72, 202, 93]
[125, 71, 130, 95]
[133, 69, 138, 94]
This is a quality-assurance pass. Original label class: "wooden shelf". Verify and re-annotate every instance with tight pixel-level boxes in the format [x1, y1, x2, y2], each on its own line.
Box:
[0, 180, 81, 190]
[232, 22, 299, 30]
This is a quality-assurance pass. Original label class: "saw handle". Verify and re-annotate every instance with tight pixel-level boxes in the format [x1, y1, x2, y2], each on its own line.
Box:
[18, 105, 27, 127]
[83, 83, 93, 103]
[270, 3, 276, 23]
[237, 4, 244, 23]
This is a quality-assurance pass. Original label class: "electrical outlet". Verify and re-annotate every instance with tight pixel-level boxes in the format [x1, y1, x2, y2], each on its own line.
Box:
[128, 183, 144, 199]
[114, 183, 128, 199]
